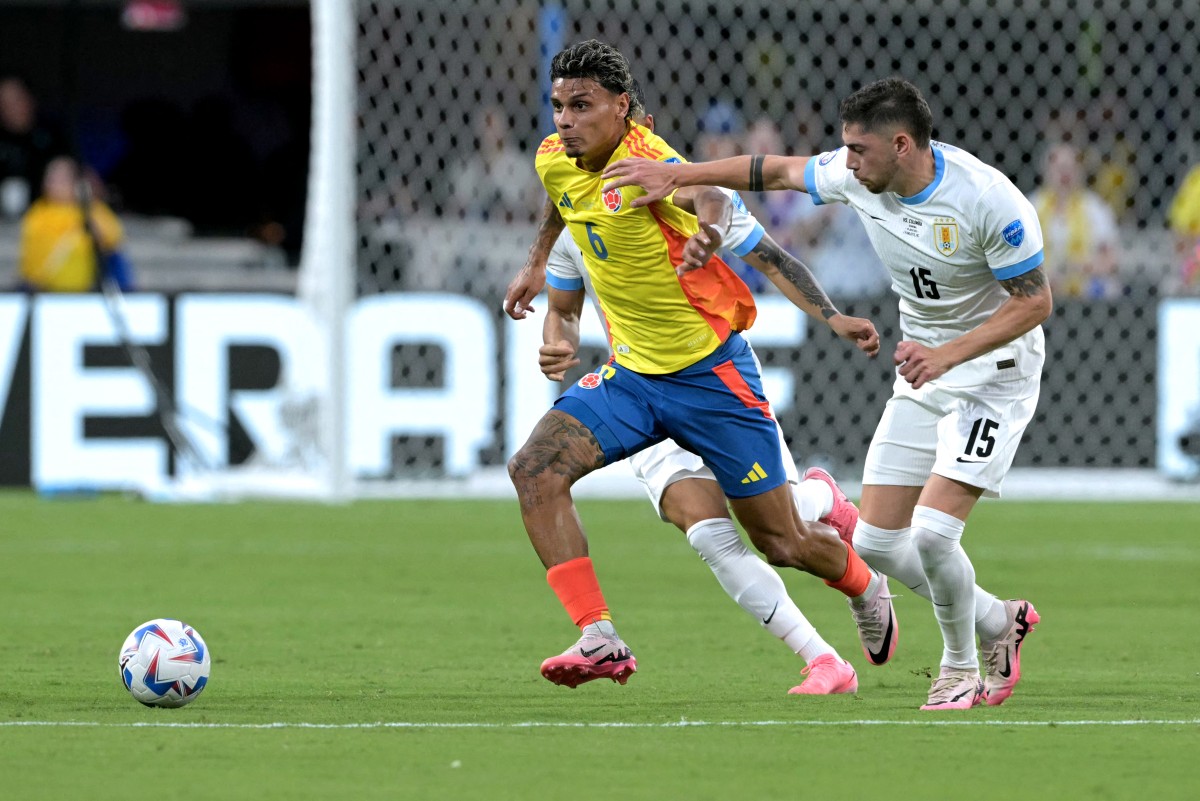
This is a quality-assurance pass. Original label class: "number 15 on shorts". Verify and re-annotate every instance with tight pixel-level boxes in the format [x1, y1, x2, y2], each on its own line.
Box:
[961, 417, 998, 461]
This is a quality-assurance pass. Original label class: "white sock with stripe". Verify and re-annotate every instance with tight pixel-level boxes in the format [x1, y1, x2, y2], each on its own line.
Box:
[686, 518, 836, 664]
[854, 519, 1009, 640]
[852, 520, 928, 594]
[911, 505, 977, 670]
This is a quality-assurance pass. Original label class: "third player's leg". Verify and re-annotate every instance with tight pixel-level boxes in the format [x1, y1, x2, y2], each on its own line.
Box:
[655, 335, 861, 584]
[659, 476, 730, 532]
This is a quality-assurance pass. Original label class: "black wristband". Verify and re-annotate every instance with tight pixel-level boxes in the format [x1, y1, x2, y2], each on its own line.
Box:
[749, 155, 765, 192]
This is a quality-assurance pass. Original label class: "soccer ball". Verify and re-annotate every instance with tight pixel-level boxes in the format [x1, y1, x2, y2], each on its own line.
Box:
[118, 618, 211, 708]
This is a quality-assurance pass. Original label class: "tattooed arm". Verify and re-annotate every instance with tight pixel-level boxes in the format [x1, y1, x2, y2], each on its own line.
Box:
[742, 232, 881, 356]
[895, 266, 1053, 389]
[743, 232, 838, 319]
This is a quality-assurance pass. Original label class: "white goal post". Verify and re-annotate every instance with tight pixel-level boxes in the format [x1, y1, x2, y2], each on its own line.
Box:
[296, 0, 357, 500]
[154, 0, 356, 502]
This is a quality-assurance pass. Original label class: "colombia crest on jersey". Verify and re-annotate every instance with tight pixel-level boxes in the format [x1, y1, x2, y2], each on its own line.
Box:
[535, 122, 756, 374]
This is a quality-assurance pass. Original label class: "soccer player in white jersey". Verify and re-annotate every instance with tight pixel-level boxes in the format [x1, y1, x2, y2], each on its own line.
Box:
[603, 77, 1052, 710]
[505, 83, 881, 695]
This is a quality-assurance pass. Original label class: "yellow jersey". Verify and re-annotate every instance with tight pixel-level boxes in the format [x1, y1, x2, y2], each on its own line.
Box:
[535, 122, 755, 374]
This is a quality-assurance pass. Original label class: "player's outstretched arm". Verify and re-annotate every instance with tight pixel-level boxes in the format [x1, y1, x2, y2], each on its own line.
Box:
[504, 197, 565, 320]
[539, 286, 585, 381]
[602, 154, 810, 208]
[742, 232, 880, 357]
[895, 266, 1053, 388]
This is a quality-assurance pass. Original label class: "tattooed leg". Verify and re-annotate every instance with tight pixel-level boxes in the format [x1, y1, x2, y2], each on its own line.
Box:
[507, 410, 607, 567]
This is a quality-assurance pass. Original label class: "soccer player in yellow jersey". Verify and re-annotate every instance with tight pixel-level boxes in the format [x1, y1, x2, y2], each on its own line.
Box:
[508, 80, 881, 695]
[507, 40, 895, 690]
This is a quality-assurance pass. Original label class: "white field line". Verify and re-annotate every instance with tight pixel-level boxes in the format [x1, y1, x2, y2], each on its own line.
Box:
[2, 719, 1199, 730]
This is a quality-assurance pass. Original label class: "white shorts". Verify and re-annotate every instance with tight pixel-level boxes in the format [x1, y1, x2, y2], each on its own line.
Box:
[862, 374, 1040, 498]
[629, 423, 799, 521]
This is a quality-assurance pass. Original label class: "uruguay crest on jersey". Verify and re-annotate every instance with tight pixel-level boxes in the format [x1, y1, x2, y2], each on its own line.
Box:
[804, 140, 1047, 387]
[933, 217, 959, 256]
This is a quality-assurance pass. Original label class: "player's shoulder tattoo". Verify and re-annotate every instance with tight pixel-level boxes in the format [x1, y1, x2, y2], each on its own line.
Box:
[999, 266, 1047, 298]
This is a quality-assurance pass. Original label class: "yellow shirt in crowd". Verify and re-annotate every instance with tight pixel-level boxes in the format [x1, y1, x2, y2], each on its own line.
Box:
[19, 199, 123, 292]
[1168, 164, 1200, 238]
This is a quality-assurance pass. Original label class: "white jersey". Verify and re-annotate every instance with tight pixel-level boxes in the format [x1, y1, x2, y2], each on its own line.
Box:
[805, 142, 1045, 387]
[546, 188, 765, 323]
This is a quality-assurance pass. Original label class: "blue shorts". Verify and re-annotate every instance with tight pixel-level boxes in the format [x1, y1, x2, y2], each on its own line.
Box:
[555, 333, 786, 499]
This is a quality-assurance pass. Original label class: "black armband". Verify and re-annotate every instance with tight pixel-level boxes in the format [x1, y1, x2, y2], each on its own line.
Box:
[749, 155, 765, 192]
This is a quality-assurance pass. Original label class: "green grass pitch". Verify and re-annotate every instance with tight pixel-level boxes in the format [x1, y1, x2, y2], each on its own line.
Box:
[1, 491, 1198, 799]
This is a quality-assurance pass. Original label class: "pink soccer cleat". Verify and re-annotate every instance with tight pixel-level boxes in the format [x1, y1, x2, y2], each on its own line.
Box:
[802, 467, 859, 546]
[920, 667, 985, 710]
[788, 653, 859, 695]
[539, 630, 637, 688]
[980, 599, 1040, 706]
[848, 574, 898, 666]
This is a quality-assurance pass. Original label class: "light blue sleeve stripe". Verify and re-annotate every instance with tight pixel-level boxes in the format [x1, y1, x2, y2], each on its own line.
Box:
[804, 158, 826, 206]
[546, 273, 584, 291]
[991, 250, 1044, 280]
[729, 222, 765, 257]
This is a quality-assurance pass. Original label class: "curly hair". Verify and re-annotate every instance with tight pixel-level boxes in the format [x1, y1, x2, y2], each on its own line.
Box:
[628, 78, 648, 120]
[549, 39, 633, 118]
[839, 77, 934, 149]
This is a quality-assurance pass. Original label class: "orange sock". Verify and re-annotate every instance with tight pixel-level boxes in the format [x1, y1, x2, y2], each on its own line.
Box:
[824, 545, 872, 597]
[546, 556, 612, 628]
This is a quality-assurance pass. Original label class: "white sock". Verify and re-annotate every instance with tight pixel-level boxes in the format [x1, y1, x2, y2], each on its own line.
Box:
[852, 520, 929, 595]
[911, 506, 976, 670]
[975, 595, 1009, 641]
[854, 520, 1008, 639]
[686, 518, 836, 663]
[792, 479, 833, 523]
[581, 619, 616, 637]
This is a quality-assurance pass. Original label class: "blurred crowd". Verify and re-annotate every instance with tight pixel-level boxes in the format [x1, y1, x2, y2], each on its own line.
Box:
[430, 95, 1200, 302]
[0, 73, 306, 292]
[5, 64, 1200, 299]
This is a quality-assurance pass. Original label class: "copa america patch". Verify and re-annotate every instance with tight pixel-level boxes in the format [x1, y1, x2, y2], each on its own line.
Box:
[1002, 219, 1025, 247]
[603, 188, 623, 212]
[818, 148, 840, 166]
[578, 373, 603, 389]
